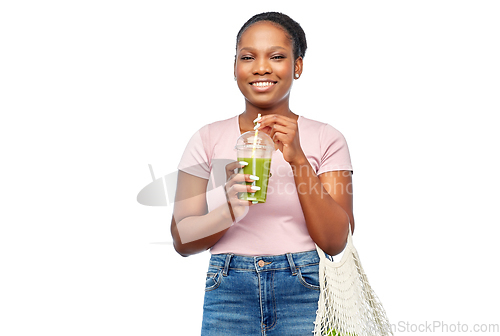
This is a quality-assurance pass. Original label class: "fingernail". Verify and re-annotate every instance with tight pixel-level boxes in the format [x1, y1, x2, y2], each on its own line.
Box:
[249, 175, 259, 180]
[250, 186, 261, 191]
[253, 123, 260, 130]
[253, 116, 262, 123]
[252, 201, 258, 204]
[239, 161, 248, 166]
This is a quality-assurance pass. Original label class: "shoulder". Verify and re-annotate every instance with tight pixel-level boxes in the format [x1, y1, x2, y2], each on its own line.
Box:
[299, 116, 352, 172]
[183, 116, 237, 147]
[299, 116, 346, 141]
[206, 115, 238, 131]
[194, 115, 237, 139]
[179, 116, 238, 176]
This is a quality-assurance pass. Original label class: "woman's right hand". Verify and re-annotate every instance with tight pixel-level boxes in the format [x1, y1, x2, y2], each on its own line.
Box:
[224, 161, 257, 220]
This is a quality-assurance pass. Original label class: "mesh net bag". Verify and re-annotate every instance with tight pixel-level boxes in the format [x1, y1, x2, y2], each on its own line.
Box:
[313, 228, 393, 336]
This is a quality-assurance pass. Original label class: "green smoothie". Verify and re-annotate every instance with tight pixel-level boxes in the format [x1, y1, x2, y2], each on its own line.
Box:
[237, 157, 272, 203]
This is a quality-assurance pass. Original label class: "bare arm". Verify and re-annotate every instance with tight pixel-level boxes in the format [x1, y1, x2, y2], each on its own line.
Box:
[170, 165, 256, 257]
[170, 171, 231, 257]
[292, 162, 354, 255]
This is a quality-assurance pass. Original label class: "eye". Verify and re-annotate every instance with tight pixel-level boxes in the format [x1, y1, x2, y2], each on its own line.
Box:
[240, 56, 253, 60]
[271, 55, 285, 60]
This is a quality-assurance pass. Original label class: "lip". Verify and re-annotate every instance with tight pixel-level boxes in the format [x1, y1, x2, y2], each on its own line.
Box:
[249, 79, 277, 92]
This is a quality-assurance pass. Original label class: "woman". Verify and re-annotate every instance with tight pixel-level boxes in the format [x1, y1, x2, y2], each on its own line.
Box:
[171, 12, 354, 336]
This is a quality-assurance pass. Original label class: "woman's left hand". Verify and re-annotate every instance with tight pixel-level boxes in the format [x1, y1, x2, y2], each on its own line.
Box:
[256, 114, 306, 164]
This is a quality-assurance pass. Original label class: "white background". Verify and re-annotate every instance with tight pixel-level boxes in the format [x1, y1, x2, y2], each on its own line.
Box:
[1, 1, 499, 335]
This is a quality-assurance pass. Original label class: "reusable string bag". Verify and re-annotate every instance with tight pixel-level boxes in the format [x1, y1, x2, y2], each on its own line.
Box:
[313, 227, 393, 336]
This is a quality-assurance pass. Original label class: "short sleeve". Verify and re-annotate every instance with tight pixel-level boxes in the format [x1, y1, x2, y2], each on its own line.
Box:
[177, 125, 211, 179]
[317, 124, 353, 175]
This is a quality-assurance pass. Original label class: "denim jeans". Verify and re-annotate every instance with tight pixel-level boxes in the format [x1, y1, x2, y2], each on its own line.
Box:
[201, 250, 320, 336]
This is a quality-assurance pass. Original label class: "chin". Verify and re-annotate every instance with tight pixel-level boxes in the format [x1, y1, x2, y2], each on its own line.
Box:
[244, 92, 287, 107]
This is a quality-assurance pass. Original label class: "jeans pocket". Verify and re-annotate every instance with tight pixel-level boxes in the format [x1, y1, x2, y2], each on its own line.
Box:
[205, 267, 223, 292]
[297, 264, 320, 290]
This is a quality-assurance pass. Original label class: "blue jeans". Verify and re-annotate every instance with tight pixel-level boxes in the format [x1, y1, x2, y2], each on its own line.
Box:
[201, 250, 320, 336]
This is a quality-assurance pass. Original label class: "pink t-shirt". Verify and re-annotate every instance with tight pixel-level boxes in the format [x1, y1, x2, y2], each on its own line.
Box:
[177, 115, 352, 256]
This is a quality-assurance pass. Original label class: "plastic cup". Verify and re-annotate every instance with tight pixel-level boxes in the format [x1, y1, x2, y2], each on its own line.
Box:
[235, 131, 274, 203]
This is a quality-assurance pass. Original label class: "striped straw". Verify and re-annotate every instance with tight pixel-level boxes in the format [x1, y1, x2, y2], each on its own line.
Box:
[251, 113, 261, 158]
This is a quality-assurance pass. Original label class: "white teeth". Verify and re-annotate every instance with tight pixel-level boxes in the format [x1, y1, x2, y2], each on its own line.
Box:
[252, 82, 275, 87]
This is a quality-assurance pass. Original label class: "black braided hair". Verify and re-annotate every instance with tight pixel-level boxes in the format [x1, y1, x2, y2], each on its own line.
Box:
[236, 12, 307, 61]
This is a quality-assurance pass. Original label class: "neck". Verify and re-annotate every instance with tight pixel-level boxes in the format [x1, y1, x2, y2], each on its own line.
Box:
[240, 99, 297, 131]
[244, 98, 294, 117]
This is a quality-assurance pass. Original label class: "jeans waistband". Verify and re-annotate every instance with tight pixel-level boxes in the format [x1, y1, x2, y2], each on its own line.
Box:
[208, 250, 320, 275]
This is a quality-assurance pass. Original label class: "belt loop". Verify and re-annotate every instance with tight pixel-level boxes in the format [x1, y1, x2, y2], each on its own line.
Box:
[223, 253, 233, 276]
[286, 253, 297, 275]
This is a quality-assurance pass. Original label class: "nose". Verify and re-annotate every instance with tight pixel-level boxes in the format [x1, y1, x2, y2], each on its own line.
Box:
[252, 58, 272, 75]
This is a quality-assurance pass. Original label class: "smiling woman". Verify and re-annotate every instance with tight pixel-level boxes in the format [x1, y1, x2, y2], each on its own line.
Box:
[171, 11, 354, 336]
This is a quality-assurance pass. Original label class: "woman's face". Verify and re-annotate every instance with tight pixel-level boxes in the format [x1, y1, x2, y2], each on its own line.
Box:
[235, 21, 301, 109]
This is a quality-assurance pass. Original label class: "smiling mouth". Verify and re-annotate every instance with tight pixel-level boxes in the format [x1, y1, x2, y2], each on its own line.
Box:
[250, 82, 277, 87]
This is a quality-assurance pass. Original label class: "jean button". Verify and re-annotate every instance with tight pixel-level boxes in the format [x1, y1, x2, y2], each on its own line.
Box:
[258, 260, 265, 267]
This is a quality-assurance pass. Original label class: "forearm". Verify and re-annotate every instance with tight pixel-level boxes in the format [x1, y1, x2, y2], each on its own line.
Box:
[171, 193, 234, 257]
[291, 159, 350, 255]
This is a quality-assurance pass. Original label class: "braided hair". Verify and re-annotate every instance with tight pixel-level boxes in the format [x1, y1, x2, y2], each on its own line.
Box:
[236, 12, 307, 61]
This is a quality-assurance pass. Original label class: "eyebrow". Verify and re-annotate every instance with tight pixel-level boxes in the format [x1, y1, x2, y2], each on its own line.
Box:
[239, 46, 287, 52]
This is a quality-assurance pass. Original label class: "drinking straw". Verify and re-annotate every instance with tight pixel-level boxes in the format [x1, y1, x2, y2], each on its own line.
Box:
[251, 113, 261, 158]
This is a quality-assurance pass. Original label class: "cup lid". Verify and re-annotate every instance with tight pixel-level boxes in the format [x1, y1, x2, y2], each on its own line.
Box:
[235, 131, 275, 150]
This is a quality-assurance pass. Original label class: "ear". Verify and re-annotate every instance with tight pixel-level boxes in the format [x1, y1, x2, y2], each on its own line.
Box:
[234, 56, 237, 79]
[294, 57, 303, 78]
